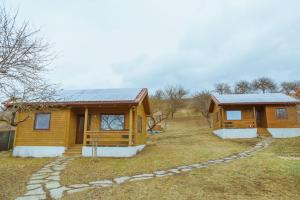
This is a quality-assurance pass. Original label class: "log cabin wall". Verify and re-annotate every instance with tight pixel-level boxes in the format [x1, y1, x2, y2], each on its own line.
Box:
[134, 102, 147, 145]
[15, 103, 149, 148]
[265, 104, 299, 128]
[15, 109, 70, 147]
[211, 104, 222, 129]
[221, 105, 256, 129]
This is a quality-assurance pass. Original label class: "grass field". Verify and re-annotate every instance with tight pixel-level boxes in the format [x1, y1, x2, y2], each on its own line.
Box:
[1, 113, 299, 200]
[0, 152, 53, 200]
[60, 114, 258, 186]
[62, 115, 300, 200]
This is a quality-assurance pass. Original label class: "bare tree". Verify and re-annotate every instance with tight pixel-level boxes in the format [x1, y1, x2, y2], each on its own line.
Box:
[192, 91, 211, 126]
[251, 77, 277, 93]
[147, 112, 169, 132]
[147, 90, 170, 131]
[234, 80, 252, 94]
[0, 5, 56, 126]
[280, 81, 300, 94]
[214, 83, 231, 94]
[163, 85, 188, 118]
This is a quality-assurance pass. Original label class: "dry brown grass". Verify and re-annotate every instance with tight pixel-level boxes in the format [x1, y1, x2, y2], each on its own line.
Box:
[0, 152, 53, 200]
[61, 115, 258, 186]
[62, 136, 300, 200]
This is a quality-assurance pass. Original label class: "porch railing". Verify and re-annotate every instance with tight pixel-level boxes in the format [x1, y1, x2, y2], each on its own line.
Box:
[84, 130, 130, 146]
[223, 120, 256, 128]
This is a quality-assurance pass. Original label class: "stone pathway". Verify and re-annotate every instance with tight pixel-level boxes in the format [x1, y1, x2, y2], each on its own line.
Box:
[16, 157, 75, 200]
[278, 156, 300, 160]
[16, 138, 273, 200]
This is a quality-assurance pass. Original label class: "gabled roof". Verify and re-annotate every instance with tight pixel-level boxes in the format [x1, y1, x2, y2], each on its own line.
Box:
[209, 93, 300, 112]
[58, 88, 145, 103]
[212, 93, 300, 105]
[55, 88, 150, 114]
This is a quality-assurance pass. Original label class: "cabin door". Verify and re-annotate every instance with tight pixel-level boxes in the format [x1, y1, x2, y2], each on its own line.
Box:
[256, 107, 266, 128]
[76, 115, 85, 144]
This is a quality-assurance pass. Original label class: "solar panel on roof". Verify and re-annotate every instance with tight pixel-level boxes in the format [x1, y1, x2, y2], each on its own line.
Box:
[213, 93, 299, 104]
[56, 88, 143, 102]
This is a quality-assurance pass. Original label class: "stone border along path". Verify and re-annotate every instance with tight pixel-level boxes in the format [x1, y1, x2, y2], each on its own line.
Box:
[16, 138, 273, 200]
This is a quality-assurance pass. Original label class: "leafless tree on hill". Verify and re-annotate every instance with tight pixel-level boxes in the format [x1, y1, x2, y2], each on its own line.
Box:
[280, 81, 300, 95]
[251, 77, 277, 93]
[192, 91, 211, 126]
[163, 85, 188, 118]
[0, 5, 56, 126]
[214, 83, 231, 94]
[147, 90, 170, 131]
[234, 80, 252, 94]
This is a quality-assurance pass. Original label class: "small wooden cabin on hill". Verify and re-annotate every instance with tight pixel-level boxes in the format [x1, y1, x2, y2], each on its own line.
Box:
[12, 88, 150, 157]
[209, 93, 300, 139]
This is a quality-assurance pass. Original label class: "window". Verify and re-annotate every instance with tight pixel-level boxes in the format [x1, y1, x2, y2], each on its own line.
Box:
[34, 113, 51, 130]
[226, 110, 242, 120]
[276, 108, 288, 119]
[101, 114, 125, 130]
[137, 115, 142, 133]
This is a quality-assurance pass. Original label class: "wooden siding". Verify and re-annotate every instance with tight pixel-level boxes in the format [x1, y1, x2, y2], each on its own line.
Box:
[211, 104, 222, 130]
[134, 102, 147, 145]
[265, 105, 299, 128]
[15, 98, 149, 148]
[15, 109, 69, 146]
[216, 105, 256, 129]
[211, 103, 299, 130]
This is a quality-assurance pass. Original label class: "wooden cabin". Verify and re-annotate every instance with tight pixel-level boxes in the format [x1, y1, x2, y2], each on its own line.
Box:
[209, 93, 300, 138]
[13, 88, 151, 157]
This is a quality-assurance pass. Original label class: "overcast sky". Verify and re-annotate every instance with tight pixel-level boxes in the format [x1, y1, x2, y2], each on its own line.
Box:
[6, 0, 300, 93]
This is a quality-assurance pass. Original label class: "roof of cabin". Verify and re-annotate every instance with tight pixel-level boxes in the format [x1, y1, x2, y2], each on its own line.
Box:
[209, 93, 300, 112]
[212, 93, 300, 105]
[57, 88, 144, 102]
[55, 88, 151, 115]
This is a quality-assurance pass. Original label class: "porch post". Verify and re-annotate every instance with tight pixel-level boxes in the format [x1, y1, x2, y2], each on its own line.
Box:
[83, 107, 88, 146]
[129, 107, 133, 146]
[253, 106, 257, 128]
[221, 108, 224, 128]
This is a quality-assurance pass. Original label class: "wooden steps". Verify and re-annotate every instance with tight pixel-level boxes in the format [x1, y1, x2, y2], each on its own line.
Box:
[64, 145, 82, 156]
[257, 128, 272, 138]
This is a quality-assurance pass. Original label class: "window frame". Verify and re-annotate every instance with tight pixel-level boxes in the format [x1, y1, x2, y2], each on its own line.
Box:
[226, 110, 242, 121]
[34, 112, 51, 130]
[137, 115, 143, 133]
[100, 114, 126, 131]
[275, 108, 288, 120]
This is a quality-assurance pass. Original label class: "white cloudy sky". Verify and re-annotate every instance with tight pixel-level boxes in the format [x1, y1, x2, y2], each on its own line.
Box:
[6, 0, 300, 93]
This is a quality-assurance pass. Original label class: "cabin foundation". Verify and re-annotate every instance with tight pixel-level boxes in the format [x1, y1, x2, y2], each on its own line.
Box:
[82, 145, 145, 157]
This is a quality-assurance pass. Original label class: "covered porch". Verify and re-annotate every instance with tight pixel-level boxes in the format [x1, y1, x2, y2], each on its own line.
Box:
[215, 105, 269, 129]
[66, 105, 136, 148]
